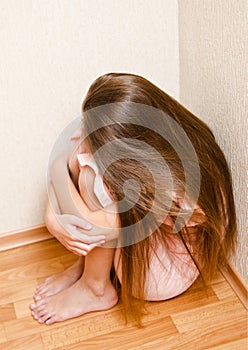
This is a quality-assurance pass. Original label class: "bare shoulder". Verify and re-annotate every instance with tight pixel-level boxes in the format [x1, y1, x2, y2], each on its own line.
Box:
[77, 165, 118, 229]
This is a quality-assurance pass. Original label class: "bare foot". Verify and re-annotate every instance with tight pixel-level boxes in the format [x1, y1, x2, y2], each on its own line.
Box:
[30, 277, 118, 324]
[34, 257, 84, 300]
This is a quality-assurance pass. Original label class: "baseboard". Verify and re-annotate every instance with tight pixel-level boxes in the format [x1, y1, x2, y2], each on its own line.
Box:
[220, 263, 248, 310]
[0, 225, 247, 310]
[0, 224, 53, 252]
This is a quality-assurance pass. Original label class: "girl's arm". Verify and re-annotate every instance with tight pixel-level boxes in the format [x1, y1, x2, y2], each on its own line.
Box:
[49, 152, 119, 242]
[45, 183, 107, 256]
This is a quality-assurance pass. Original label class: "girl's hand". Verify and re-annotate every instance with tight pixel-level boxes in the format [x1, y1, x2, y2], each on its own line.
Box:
[47, 210, 106, 256]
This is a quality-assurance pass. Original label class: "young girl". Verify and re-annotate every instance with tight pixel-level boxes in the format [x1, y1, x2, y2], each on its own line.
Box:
[30, 72, 237, 325]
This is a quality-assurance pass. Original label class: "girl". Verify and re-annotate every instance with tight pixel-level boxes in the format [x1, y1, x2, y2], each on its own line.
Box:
[30, 73, 237, 325]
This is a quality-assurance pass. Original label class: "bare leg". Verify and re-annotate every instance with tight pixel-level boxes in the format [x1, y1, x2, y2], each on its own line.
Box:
[34, 257, 85, 300]
[30, 247, 118, 324]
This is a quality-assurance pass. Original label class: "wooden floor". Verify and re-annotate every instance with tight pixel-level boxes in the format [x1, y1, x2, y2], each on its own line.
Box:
[0, 239, 247, 350]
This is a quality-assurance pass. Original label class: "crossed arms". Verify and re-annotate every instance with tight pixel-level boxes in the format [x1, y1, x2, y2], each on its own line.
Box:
[45, 152, 119, 255]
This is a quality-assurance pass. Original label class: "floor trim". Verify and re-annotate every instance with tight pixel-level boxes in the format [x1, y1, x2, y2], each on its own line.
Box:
[220, 263, 248, 310]
[0, 225, 247, 310]
[0, 225, 53, 252]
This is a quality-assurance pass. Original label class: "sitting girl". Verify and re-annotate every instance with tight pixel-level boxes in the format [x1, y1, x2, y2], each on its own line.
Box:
[30, 72, 237, 325]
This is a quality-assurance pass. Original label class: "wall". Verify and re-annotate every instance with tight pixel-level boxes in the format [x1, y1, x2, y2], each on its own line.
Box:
[0, 0, 179, 233]
[1, 0, 246, 285]
[178, 0, 247, 284]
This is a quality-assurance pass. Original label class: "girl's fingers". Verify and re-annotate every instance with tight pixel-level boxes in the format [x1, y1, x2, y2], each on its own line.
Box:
[68, 215, 93, 230]
[71, 246, 94, 256]
[72, 233, 106, 244]
[70, 240, 105, 251]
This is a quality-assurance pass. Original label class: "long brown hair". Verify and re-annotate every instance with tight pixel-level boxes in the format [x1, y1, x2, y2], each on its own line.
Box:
[82, 72, 237, 324]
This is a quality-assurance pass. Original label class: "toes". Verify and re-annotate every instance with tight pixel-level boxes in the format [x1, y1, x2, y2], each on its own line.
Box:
[45, 316, 56, 325]
[34, 294, 42, 301]
[38, 313, 50, 324]
[31, 311, 39, 320]
[35, 284, 49, 296]
[31, 308, 51, 324]
[29, 300, 45, 310]
[29, 303, 36, 310]
[34, 299, 46, 309]
[35, 283, 45, 293]
[30, 299, 46, 315]
[35, 305, 47, 318]
[35, 278, 52, 293]
[31, 305, 48, 321]
[30, 291, 56, 325]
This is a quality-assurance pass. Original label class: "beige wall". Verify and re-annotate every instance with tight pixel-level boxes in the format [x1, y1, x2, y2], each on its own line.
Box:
[179, 0, 247, 284]
[1, 0, 246, 284]
[0, 1, 179, 232]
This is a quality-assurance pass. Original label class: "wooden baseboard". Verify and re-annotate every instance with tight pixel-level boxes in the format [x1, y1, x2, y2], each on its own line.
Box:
[0, 225, 247, 310]
[0, 225, 53, 252]
[220, 263, 248, 311]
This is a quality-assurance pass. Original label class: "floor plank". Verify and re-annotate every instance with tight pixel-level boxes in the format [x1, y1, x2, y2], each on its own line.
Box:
[0, 238, 247, 350]
[2, 334, 44, 350]
[0, 256, 65, 282]
[171, 299, 247, 333]
[211, 279, 238, 300]
[208, 337, 248, 350]
[0, 240, 68, 272]
[14, 298, 34, 319]
[58, 317, 177, 350]
[0, 323, 7, 344]
[0, 303, 16, 322]
[0, 279, 37, 306]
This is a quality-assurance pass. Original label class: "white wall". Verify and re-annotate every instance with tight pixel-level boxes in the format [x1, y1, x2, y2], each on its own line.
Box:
[179, 0, 247, 284]
[0, 0, 179, 233]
